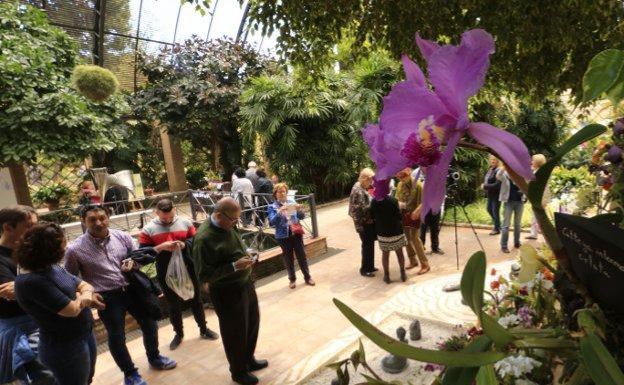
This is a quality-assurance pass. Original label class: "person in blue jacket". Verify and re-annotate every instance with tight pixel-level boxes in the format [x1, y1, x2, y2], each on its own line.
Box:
[267, 183, 315, 289]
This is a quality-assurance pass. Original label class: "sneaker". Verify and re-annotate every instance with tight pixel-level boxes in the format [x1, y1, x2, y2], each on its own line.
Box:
[305, 278, 316, 286]
[432, 249, 445, 255]
[200, 328, 219, 340]
[514, 243, 521, 249]
[124, 372, 147, 385]
[149, 355, 177, 371]
[169, 334, 183, 350]
[501, 248, 510, 254]
[489, 230, 500, 235]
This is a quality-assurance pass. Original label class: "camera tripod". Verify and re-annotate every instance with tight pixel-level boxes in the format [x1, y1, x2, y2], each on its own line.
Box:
[443, 171, 485, 270]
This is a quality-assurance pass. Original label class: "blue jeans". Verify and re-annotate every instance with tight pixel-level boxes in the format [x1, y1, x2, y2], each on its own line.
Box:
[98, 290, 160, 376]
[501, 200, 524, 248]
[39, 332, 96, 385]
[486, 197, 501, 231]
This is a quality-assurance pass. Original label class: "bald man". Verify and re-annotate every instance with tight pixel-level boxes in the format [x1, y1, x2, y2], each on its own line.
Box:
[193, 197, 267, 385]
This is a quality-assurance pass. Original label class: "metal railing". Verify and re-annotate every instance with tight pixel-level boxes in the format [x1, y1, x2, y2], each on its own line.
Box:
[189, 189, 319, 252]
[40, 189, 320, 254]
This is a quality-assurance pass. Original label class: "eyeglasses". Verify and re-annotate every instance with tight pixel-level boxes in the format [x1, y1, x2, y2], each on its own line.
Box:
[222, 211, 240, 222]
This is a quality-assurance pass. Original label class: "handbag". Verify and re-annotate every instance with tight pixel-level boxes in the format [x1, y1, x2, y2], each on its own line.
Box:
[402, 211, 421, 228]
[290, 222, 305, 235]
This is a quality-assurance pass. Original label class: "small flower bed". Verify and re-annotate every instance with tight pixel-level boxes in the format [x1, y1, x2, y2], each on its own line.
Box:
[433, 245, 562, 384]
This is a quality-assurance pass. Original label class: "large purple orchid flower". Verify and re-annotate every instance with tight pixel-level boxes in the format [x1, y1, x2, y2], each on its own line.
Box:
[363, 29, 534, 216]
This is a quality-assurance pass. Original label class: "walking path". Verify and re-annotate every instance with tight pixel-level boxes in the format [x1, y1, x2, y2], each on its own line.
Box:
[91, 201, 538, 385]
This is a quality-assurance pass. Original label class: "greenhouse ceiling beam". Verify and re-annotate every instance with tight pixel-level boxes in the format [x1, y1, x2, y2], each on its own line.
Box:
[93, 0, 107, 65]
[235, 1, 250, 43]
[47, 21, 174, 47]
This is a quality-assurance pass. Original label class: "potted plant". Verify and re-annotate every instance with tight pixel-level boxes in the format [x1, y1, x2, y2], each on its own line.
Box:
[33, 183, 71, 210]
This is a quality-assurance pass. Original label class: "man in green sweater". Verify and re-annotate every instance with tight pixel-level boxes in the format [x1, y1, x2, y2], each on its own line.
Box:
[193, 197, 268, 385]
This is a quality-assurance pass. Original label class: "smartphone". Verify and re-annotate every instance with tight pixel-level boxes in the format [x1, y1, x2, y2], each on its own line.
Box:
[246, 248, 259, 263]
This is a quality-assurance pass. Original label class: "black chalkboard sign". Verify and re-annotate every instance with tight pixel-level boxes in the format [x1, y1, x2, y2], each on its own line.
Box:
[555, 213, 624, 315]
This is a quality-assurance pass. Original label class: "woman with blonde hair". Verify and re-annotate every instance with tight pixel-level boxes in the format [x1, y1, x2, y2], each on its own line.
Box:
[268, 183, 315, 289]
[348, 168, 377, 277]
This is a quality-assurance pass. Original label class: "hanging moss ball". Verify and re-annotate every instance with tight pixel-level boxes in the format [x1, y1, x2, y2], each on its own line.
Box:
[71, 64, 119, 102]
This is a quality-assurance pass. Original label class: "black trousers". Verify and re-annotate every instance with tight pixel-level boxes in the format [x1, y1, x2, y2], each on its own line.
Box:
[156, 253, 207, 336]
[210, 281, 260, 375]
[358, 223, 376, 273]
[277, 234, 311, 282]
[419, 212, 441, 251]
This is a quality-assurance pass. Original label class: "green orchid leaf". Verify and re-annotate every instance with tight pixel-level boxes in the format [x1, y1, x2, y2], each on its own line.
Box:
[513, 337, 577, 349]
[582, 49, 624, 102]
[580, 332, 624, 385]
[358, 338, 366, 364]
[480, 313, 515, 348]
[441, 336, 493, 385]
[333, 299, 506, 366]
[508, 328, 559, 338]
[460, 251, 486, 315]
[475, 365, 497, 385]
[566, 363, 592, 385]
[577, 309, 598, 334]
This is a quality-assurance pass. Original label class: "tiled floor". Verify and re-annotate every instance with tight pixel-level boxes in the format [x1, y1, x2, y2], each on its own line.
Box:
[92, 201, 538, 385]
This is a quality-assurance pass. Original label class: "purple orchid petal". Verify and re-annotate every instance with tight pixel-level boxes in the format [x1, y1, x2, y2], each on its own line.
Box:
[427, 29, 495, 126]
[362, 124, 411, 180]
[420, 132, 462, 219]
[416, 34, 441, 62]
[468, 122, 535, 180]
[379, 80, 452, 134]
[401, 54, 426, 87]
[373, 178, 390, 201]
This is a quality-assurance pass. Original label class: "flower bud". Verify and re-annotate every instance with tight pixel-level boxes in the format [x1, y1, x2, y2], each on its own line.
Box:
[605, 145, 623, 164]
[614, 118, 624, 136]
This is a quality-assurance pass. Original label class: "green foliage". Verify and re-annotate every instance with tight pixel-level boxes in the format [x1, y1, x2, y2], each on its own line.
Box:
[448, 147, 487, 206]
[471, 93, 569, 159]
[0, 3, 125, 166]
[134, 36, 271, 176]
[549, 166, 595, 198]
[240, 50, 399, 202]
[187, 0, 624, 101]
[583, 49, 624, 105]
[71, 65, 119, 102]
[185, 165, 208, 189]
[442, 199, 533, 227]
[32, 183, 71, 204]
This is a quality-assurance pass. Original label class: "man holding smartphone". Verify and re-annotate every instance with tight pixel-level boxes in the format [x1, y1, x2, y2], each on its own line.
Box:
[193, 197, 267, 385]
[139, 198, 218, 350]
[65, 205, 176, 385]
